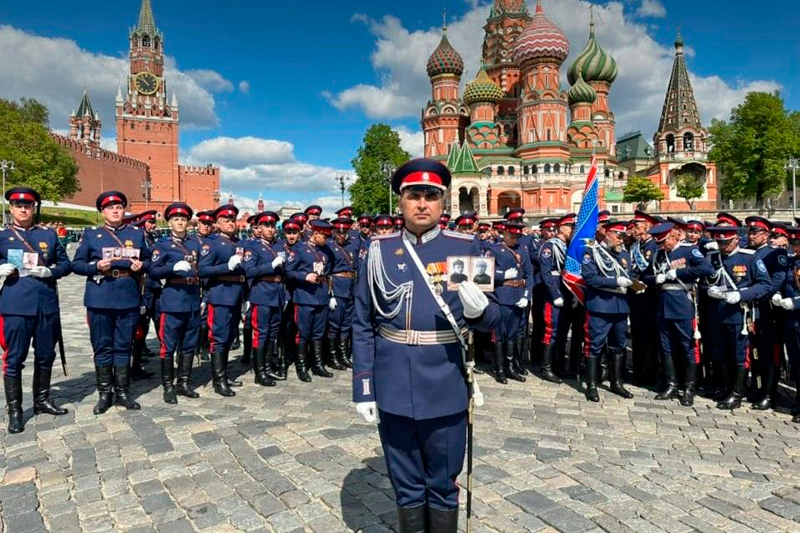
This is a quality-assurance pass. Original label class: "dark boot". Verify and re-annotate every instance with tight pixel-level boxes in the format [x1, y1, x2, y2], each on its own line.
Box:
[4, 376, 24, 434]
[311, 340, 333, 378]
[428, 506, 458, 533]
[264, 341, 282, 381]
[752, 366, 775, 410]
[176, 352, 199, 398]
[33, 368, 68, 416]
[326, 337, 346, 371]
[230, 330, 241, 351]
[717, 367, 747, 410]
[681, 362, 696, 407]
[610, 351, 633, 399]
[585, 357, 600, 403]
[504, 342, 525, 382]
[336, 336, 352, 369]
[241, 325, 252, 366]
[198, 323, 210, 362]
[253, 345, 276, 387]
[211, 351, 235, 397]
[223, 349, 242, 387]
[539, 344, 562, 384]
[295, 343, 312, 383]
[114, 366, 141, 410]
[514, 337, 529, 376]
[397, 504, 427, 533]
[130, 338, 154, 379]
[93, 365, 114, 415]
[161, 357, 177, 404]
[655, 354, 678, 400]
[493, 344, 507, 384]
[600, 347, 609, 383]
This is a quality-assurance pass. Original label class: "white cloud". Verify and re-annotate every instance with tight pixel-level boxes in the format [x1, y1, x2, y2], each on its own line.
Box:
[187, 136, 294, 168]
[0, 25, 229, 130]
[396, 126, 424, 158]
[636, 0, 667, 18]
[238, 80, 251, 94]
[326, 0, 781, 142]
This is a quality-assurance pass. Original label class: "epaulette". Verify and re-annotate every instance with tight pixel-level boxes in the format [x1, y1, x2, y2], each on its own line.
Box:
[373, 233, 399, 241]
[442, 230, 474, 241]
[738, 248, 755, 255]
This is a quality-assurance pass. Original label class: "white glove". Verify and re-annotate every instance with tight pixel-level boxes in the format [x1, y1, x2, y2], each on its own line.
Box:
[705, 241, 719, 251]
[616, 277, 633, 288]
[140, 305, 147, 316]
[29, 266, 52, 279]
[227, 255, 242, 271]
[724, 291, 741, 305]
[328, 298, 337, 311]
[553, 297, 564, 307]
[173, 260, 192, 273]
[458, 281, 489, 319]
[503, 267, 518, 279]
[771, 293, 784, 306]
[271, 256, 284, 269]
[655, 274, 667, 284]
[666, 269, 677, 281]
[707, 286, 724, 299]
[0, 263, 17, 277]
[355, 402, 378, 424]
[780, 298, 795, 311]
[516, 297, 528, 308]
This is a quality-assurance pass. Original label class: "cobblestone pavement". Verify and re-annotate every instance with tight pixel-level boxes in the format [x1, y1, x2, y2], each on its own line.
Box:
[2, 273, 800, 533]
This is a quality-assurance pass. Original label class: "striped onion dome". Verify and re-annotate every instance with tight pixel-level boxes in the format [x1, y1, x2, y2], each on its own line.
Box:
[567, 73, 597, 105]
[463, 67, 504, 106]
[426, 29, 464, 78]
[567, 21, 618, 85]
[511, 0, 570, 65]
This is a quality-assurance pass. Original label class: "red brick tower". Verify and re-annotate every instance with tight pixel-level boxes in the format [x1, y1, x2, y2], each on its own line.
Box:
[69, 90, 101, 149]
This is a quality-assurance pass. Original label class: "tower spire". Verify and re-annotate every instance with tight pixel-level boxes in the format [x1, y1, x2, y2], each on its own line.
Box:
[657, 29, 701, 133]
[135, 0, 158, 36]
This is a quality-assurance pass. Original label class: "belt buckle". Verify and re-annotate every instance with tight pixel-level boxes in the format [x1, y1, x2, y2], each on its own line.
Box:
[111, 269, 120, 278]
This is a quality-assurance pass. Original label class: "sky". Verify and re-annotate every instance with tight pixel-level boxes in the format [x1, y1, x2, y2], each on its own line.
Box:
[0, 0, 797, 215]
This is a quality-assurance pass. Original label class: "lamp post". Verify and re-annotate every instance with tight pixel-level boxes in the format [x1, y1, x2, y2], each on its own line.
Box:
[336, 172, 350, 208]
[0, 160, 15, 226]
[787, 158, 799, 220]
[382, 162, 396, 214]
[141, 178, 152, 211]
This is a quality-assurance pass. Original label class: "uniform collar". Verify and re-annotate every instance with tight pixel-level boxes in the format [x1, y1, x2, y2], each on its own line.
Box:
[171, 232, 187, 243]
[11, 223, 34, 232]
[104, 223, 126, 232]
[403, 225, 439, 245]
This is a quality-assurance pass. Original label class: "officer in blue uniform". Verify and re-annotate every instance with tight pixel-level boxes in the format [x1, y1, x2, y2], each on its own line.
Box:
[704, 226, 771, 409]
[529, 218, 556, 366]
[243, 211, 284, 386]
[327, 217, 359, 370]
[643, 223, 714, 406]
[581, 220, 634, 402]
[285, 219, 335, 381]
[744, 216, 789, 410]
[394, 214, 405, 232]
[353, 158, 500, 532]
[773, 230, 800, 423]
[277, 217, 303, 380]
[301, 206, 322, 241]
[0, 187, 71, 433]
[374, 214, 395, 236]
[485, 220, 532, 384]
[131, 210, 160, 379]
[356, 214, 373, 251]
[193, 210, 216, 362]
[197, 205, 246, 397]
[147, 203, 202, 403]
[73, 191, 150, 414]
[628, 210, 660, 386]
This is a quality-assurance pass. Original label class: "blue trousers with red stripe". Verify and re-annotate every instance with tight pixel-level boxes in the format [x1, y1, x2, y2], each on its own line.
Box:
[295, 304, 327, 342]
[207, 304, 241, 354]
[658, 318, 698, 365]
[250, 304, 281, 348]
[585, 311, 627, 358]
[87, 308, 138, 367]
[541, 300, 570, 347]
[1, 311, 60, 378]
[158, 311, 200, 359]
[327, 296, 353, 339]
[378, 410, 466, 510]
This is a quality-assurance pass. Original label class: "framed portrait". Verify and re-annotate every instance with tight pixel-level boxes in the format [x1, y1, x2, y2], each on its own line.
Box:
[445, 255, 495, 292]
[471, 256, 495, 291]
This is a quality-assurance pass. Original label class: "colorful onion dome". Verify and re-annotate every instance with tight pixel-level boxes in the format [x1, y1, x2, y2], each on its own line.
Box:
[511, 0, 570, 65]
[426, 28, 464, 78]
[463, 67, 504, 106]
[567, 73, 597, 105]
[567, 20, 618, 85]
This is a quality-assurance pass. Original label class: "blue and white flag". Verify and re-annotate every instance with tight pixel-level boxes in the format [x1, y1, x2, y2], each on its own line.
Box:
[563, 155, 599, 304]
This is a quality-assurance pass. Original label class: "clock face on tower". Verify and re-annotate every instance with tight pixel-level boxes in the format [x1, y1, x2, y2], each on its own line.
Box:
[135, 72, 159, 95]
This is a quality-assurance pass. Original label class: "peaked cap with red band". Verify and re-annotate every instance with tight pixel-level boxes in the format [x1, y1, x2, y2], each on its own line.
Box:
[686, 220, 704, 232]
[391, 158, 451, 194]
[597, 210, 610, 223]
[292, 212, 308, 222]
[558, 213, 577, 227]
[648, 222, 675, 242]
[309, 219, 333, 236]
[632, 209, 657, 225]
[716, 212, 742, 227]
[505, 208, 525, 221]
[492, 220, 506, 230]
[504, 221, 524, 235]
[164, 203, 193, 220]
[603, 220, 627, 233]
[374, 214, 394, 227]
[304, 205, 322, 216]
[455, 213, 477, 226]
[197, 210, 215, 223]
[255, 211, 279, 225]
[477, 222, 490, 231]
[332, 217, 353, 230]
[394, 215, 405, 227]
[666, 216, 688, 231]
[744, 216, 771, 232]
[214, 205, 239, 220]
[440, 213, 451, 222]
[96, 190, 128, 211]
[5, 187, 40, 204]
[282, 219, 301, 231]
[122, 214, 139, 225]
[136, 210, 157, 224]
[357, 214, 373, 225]
[539, 218, 558, 229]
[335, 206, 353, 218]
[707, 226, 740, 241]
[771, 223, 789, 238]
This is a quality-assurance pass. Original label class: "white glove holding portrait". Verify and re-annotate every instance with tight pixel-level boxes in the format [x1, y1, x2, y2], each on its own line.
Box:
[458, 281, 489, 319]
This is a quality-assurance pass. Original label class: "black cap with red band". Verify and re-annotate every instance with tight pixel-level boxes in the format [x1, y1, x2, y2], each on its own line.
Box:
[391, 158, 451, 194]
[5, 187, 40, 205]
[164, 203, 193, 221]
[96, 190, 128, 211]
[214, 205, 239, 220]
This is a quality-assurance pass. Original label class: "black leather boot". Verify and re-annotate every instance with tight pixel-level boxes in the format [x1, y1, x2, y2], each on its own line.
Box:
[655, 354, 678, 400]
[176, 352, 199, 398]
[397, 504, 427, 533]
[752, 366, 775, 410]
[223, 348, 242, 387]
[610, 351, 633, 399]
[600, 347, 609, 383]
[717, 367, 747, 410]
[340, 336, 353, 368]
[326, 337, 346, 371]
[264, 341, 282, 381]
[130, 338, 154, 379]
[254, 345, 276, 387]
[241, 324, 252, 366]
[93, 365, 114, 414]
[4, 376, 24, 434]
[211, 351, 235, 397]
[295, 343, 312, 383]
[504, 342, 525, 382]
[311, 340, 333, 378]
[681, 362, 696, 407]
[230, 330, 241, 351]
[585, 356, 600, 402]
[428, 506, 458, 533]
[33, 368, 68, 416]
[161, 357, 177, 404]
[114, 366, 141, 410]
[493, 344, 507, 384]
[198, 323, 210, 362]
[539, 344, 562, 384]
[514, 337, 529, 375]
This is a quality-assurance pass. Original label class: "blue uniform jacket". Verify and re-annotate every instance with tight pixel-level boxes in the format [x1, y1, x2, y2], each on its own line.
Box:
[704, 248, 771, 324]
[243, 238, 285, 308]
[643, 243, 714, 320]
[72, 224, 151, 310]
[285, 241, 333, 306]
[328, 239, 359, 300]
[582, 245, 631, 315]
[352, 228, 500, 420]
[0, 225, 71, 316]
[148, 235, 201, 313]
[630, 237, 658, 279]
[198, 233, 245, 307]
[752, 245, 788, 319]
[538, 238, 568, 302]
[488, 241, 533, 305]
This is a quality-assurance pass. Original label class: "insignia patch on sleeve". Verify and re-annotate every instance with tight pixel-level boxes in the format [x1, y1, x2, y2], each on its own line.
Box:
[779, 254, 788, 266]
[201, 244, 211, 256]
[541, 248, 552, 258]
[244, 251, 253, 262]
[583, 254, 591, 264]
[757, 259, 767, 273]
[692, 249, 703, 258]
[361, 378, 371, 396]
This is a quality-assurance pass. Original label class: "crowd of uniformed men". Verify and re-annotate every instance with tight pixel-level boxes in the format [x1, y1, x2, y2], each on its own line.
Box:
[2, 184, 800, 436]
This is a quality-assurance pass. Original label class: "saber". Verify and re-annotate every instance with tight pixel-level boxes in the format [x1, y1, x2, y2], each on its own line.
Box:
[466, 331, 475, 533]
[54, 284, 68, 376]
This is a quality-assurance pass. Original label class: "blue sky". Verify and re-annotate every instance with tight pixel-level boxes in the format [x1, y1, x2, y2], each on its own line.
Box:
[0, 0, 797, 213]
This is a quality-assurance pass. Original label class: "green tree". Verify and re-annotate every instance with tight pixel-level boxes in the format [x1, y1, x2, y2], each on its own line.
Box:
[674, 173, 704, 210]
[0, 98, 79, 202]
[710, 91, 800, 206]
[349, 124, 410, 215]
[623, 176, 664, 210]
